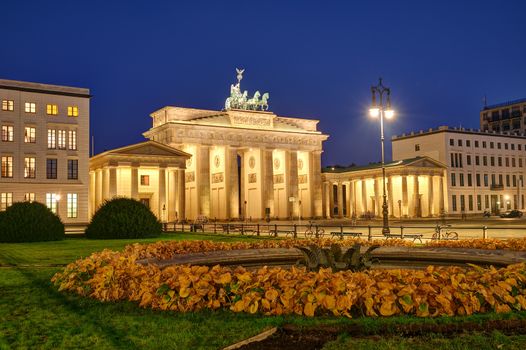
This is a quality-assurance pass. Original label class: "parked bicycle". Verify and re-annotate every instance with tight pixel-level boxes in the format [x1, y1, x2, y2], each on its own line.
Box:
[432, 224, 458, 240]
[304, 221, 324, 238]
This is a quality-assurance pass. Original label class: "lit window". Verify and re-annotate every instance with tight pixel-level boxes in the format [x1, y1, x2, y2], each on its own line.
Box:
[46, 158, 57, 179]
[46, 104, 58, 115]
[1, 125, 14, 142]
[24, 193, 35, 202]
[47, 129, 56, 149]
[67, 106, 79, 117]
[24, 127, 36, 143]
[2, 100, 14, 111]
[1, 156, 13, 178]
[0, 192, 13, 211]
[68, 130, 77, 150]
[67, 159, 78, 180]
[67, 193, 78, 218]
[25, 102, 36, 113]
[140, 175, 150, 186]
[45, 193, 58, 214]
[57, 130, 66, 149]
[24, 157, 36, 178]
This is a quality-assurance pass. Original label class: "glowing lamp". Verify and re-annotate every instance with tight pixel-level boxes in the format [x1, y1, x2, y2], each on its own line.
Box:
[369, 107, 380, 118]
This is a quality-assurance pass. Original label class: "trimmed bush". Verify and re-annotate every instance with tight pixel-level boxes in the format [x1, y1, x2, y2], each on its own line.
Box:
[85, 197, 162, 239]
[0, 202, 64, 242]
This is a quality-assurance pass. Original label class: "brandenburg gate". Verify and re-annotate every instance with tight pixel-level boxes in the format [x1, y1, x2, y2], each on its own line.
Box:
[143, 69, 329, 220]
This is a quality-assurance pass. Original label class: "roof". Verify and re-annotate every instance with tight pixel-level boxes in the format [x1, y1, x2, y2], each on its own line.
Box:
[322, 156, 445, 174]
[392, 125, 526, 141]
[0, 78, 90, 98]
[483, 97, 526, 111]
[91, 140, 191, 160]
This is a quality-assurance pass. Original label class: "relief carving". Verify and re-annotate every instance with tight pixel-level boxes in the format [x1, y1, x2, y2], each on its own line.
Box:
[185, 171, 195, 183]
[273, 174, 284, 184]
[248, 173, 257, 183]
[211, 172, 224, 184]
[298, 174, 308, 184]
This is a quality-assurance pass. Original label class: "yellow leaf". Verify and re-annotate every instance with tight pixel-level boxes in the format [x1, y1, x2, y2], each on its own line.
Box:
[379, 300, 397, 316]
[304, 302, 316, 317]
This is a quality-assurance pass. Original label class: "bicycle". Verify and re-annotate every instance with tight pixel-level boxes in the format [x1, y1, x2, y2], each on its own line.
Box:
[432, 224, 458, 240]
[304, 221, 324, 238]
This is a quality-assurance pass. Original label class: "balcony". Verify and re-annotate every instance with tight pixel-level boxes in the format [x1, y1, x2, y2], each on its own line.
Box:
[490, 184, 504, 191]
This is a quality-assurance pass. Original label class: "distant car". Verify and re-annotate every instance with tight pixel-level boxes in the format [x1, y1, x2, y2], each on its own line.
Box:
[499, 210, 523, 218]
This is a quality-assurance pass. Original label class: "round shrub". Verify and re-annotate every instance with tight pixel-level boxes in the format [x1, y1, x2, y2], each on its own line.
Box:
[85, 197, 162, 239]
[0, 202, 64, 242]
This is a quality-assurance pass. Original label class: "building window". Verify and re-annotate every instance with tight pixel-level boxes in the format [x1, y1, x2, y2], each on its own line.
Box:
[475, 156, 480, 166]
[1, 156, 13, 178]
[46, 159, 57, 179]
[490, 142, 494, 149]
[512, 158, 516, 167]
[483, 156, 487, 166]
[415, 144, 420, 151]
[520, 158, 523, 168]
[460, 195, 465, 211]
[45, 193, 58, 214]
[496, 142, 500, 149]
[499, 174, 503, 186]
[498, 157, 502, 167]
[511, 144, 515, 150]
[458, 139, 463, 147]
[505, 143, 508, 150]
[477, 195, 482, 211]
[140, 175, 150, 186]
[505, 157, 509, 167]
[449, 139, 454, 146]
[67, 106, 79, 117]
[467, 173, 472, 187]
[0, 192, 13, 211]
[475, 140, 479, 148]
[466, 140, 471, 147]
[519, 144, 522, 151]
[466, 155, 471, 165]
[57, 130, 66, 149]
[491, 174, 496, 186]
[485, 195, 489, 209]
[506, 174, 510, 187]
[1, 125, 14, 142]
[47, 129, 56, 149]
[513, 175, 517, 187]
[459, 173, 464, 186]
[484, 174, 489, 187]
[452, 195, 457, 212]
[482, 141, 487, 148]
[468, 195, 473, 211]
[450, 153, 454, 167]
[2, 100, 14, 111]
[67, 193, 78, 218]
[68, 130, 77, 150]
[24, 157, 36, 178]
[46, 104, 58, 115]
[476, 173, 481, 187]
[24, 127, 36, 143]
[490, 156, 495, 167]
[451, 173, 456, 186]
[67, 160, 78, 180]
[25, 102, 36, 113]
[24, 192, 35, 202]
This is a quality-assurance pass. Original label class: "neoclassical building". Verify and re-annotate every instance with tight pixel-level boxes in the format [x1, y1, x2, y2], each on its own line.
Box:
[89, 141, 190, 221]
[142, 71, 328, 220]
[322, 156, 448, 218]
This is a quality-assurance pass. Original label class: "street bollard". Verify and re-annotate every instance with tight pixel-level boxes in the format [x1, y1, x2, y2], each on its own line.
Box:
[483, 226, 488, 240]
[293, 224, 297, 239]
[401, 226, 404, 239]
[257, 224, 260, 236]
[367, 225, 372, 242]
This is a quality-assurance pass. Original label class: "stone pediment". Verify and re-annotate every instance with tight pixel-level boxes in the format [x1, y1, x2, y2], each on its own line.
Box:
[404, 157, 446, 169]
[96, 141, 191, 159]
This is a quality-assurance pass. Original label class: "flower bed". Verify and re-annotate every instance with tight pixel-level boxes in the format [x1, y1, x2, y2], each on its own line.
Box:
[52, 238, 526, 318]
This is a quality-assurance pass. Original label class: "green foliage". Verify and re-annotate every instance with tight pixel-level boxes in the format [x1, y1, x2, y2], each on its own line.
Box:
[85, 197, 162, 239]
[0, 201, 64, 242]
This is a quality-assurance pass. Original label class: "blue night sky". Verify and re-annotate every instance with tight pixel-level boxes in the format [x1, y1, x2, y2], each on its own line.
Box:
[1, 0, 525, 166]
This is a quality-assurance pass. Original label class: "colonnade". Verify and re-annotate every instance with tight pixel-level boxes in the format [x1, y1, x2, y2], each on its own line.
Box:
[323, 174, 446, 218]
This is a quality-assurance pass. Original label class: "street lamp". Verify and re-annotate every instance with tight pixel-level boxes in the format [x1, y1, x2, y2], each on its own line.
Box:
[369, 78, 394, 234]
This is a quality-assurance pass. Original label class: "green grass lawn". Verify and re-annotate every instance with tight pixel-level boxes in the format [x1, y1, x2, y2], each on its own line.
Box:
[1, 233, 526, 349]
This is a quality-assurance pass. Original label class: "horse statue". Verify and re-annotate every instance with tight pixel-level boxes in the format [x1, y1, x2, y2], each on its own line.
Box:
[246, 91, 261, 110]
[259, 92, 270, 111]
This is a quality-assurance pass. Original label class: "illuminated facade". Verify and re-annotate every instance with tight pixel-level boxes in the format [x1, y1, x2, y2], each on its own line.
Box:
[0, 79, 90, 223]
[144, 107, 328, 220]
[322, 157, 447, 218]
[392, 126, 526, 215]
[89, 141, 190, 221]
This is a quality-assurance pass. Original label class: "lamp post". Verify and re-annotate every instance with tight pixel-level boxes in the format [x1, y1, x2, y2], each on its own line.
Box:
[369, 78, 395, 234]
